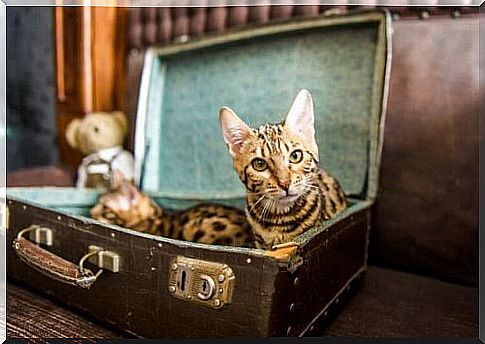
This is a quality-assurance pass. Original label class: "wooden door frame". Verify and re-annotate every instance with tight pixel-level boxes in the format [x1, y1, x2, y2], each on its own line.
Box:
[54, 6, 127, 171]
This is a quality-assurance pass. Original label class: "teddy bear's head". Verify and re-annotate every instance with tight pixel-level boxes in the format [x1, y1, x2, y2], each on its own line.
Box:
[65, 111, 128, 155]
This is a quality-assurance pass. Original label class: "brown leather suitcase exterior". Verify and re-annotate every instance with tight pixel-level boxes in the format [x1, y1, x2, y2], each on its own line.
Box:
[6, 197, 370, 337]
[6, 10, 391, 338]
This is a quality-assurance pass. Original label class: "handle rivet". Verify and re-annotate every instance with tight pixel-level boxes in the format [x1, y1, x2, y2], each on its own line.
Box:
[169, 286, 176, 293]
[158, 243, 163, 248]
[246, 258, 251, 264]
[214, 299, 221, 307]
[171, 263, 178, 270]
[289, 303, 295, 311]
[217, 274, 225, 282]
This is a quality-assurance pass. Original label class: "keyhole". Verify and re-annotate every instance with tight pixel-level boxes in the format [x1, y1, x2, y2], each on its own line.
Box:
[197, 275, 215, 300]
[180, 270, 187, 292]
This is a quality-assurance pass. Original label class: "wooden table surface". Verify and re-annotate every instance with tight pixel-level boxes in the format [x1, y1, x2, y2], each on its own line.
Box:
[6, 281, 126, 339]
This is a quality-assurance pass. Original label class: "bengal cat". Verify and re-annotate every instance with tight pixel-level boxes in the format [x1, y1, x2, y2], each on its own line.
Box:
[90, 181, 254, 247]
[219, 89, 348, 250]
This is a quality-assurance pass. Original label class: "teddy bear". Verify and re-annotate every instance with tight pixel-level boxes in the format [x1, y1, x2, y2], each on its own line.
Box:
[65, 111, 135, 190]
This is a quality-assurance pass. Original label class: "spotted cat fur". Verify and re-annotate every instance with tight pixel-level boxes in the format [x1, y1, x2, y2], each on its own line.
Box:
[90, 181, 254, 247]
[219, 89, 348, 249]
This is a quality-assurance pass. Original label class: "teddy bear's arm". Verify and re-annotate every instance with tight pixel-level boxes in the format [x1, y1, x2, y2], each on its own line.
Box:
[76, 164, 87, 188]
[111, 151, 135, 182]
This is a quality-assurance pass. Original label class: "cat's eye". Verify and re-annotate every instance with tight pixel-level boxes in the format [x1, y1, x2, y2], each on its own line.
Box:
[251, 158, 267, 171]
[289, 150, 303, 163]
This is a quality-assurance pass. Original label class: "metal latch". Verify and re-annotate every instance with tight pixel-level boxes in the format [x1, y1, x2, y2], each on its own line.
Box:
[168, 256, 235, 309]
[88, 245, 121, 273]
[26, 225, 53, 246]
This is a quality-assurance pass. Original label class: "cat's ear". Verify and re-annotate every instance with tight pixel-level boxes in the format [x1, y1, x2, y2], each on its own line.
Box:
[219, 106, 252, 157]
[284, 89, 318, 154]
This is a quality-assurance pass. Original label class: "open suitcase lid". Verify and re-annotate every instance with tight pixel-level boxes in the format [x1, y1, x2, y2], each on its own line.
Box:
[134, 9, 391, 203]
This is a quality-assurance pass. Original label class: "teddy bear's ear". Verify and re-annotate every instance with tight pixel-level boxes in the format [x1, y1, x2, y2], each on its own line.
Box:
[112, 111, 128, 137]
[65, 118, 81, 149]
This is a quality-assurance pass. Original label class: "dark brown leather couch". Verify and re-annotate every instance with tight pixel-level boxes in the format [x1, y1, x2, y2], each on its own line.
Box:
[7, 5, 479, 339]
[113, 6, 483, 338]
[123, 5, 479, 286]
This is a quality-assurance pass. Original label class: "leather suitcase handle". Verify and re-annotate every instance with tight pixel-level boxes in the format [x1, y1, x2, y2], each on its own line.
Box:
[12, 226, 103, 289]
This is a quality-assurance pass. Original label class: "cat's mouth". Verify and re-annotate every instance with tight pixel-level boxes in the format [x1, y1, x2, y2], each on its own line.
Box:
[276, 194, 300, 202]
[268, 193, 301, 213]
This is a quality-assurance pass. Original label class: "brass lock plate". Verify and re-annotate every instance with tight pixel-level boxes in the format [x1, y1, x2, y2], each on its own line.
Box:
[168, 256, 235, 309]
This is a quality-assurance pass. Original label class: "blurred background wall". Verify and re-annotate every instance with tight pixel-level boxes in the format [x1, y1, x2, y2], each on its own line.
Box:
[6, 7, 58, 172]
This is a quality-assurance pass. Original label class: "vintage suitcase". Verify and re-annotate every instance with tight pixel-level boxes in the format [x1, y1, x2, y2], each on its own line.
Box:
[6, 9, 391, 338]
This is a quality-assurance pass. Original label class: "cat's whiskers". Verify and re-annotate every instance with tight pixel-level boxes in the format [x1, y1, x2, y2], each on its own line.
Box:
[248, 194, 267, 215]
[303, 184, 320, 191]
[265, 199, 275, 222]
[256, 200, 267, 222]
[302, 177, 320, 190]
[259, 198, 273, 223]
[302, 185, 320, 200]
[260, 199, 270, 221]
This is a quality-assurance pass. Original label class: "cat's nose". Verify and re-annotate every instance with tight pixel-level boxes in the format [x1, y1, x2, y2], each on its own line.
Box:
[277, 179, 290, 193]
